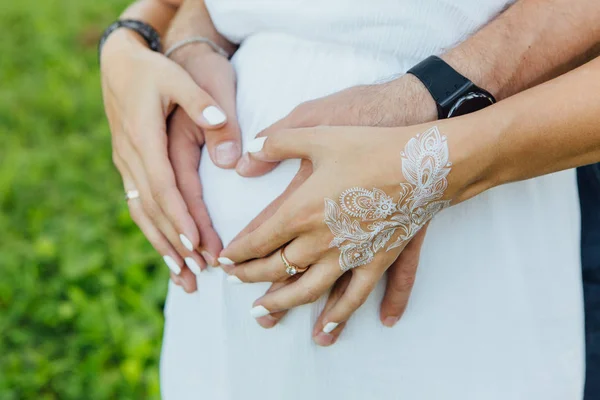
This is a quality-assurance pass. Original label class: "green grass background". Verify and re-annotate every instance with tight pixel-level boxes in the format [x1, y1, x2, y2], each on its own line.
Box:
[0, 1, 168, 398]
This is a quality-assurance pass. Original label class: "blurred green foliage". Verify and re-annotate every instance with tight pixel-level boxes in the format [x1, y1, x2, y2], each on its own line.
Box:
[0, 1, 168, 398]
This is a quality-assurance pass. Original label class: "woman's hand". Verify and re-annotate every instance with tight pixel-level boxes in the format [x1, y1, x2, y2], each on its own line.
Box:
[220, 124, 481, 344]
[232, 76, 438, 339]
[101, 30, 236, 290]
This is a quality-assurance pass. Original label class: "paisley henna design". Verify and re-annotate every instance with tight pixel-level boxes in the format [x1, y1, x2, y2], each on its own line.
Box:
[324, 126, 452, 271]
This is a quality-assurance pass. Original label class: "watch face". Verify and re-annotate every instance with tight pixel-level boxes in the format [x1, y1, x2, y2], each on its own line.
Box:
[448, 92, 495, 118]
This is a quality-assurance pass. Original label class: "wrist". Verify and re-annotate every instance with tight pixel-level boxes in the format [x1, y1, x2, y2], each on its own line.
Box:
[168, 40, 227, 66]
[100, 28, 149, 66]
[433, 115, 502, 204]
[441, 48, 505, 101]
[385, 74, 438, 125]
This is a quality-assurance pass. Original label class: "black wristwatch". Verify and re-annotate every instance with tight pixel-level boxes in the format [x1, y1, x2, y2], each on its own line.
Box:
[98, 19, 162, 63]
[407, 56, 496, 119]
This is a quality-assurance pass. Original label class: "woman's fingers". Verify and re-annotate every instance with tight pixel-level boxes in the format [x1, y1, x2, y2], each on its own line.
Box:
[379, 226, 428, 327]
[243, 127, 320, 163]
[235, 116, 292, 177]
[312, 272, 352, 346]
[129, 106, 202, 252]
[253, 281, 293, 329]
[118, 133, 206, 277]
[227, 232, 328, 283]
[250, 258, 342, 318]
[315, 268, 383, 344]
[168, 109, 223, 266]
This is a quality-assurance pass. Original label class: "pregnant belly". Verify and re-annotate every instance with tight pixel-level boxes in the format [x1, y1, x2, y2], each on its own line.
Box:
[199, 33, 407, 246]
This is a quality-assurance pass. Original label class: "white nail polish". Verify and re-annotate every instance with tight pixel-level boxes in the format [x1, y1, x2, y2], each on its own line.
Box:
[250, 305, 270, 318]
[246, 137, 267, 153]
[185, 257, 202, 276]
[227, 275, 243, 284]
[163, 255, 181, 275]
[218, 257, 235, 266]
[323, 322, 339, 334]
[202, 106, 227, 125]
[179, 234, 194, 252]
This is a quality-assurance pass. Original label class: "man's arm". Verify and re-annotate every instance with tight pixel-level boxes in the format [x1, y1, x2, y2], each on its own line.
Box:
[441, 0, 600, 101]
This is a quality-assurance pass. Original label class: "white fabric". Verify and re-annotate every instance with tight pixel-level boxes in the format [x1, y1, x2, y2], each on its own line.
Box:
[160, 1, 584, 399]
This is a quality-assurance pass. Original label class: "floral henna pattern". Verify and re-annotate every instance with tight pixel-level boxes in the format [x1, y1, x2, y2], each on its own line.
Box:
[324, 126, 452, 271]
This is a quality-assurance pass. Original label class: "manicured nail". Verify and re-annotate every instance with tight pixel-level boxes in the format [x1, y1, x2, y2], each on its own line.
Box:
[315, 332, 335, 346]
[214, 141, 240, 166]
[202, 106, 227, 125]
[218, 257, 235, 266]
[227, 275, 243, 284]
[383, 316, 400, 328]
[184, 257, 202, 276]
[179, 234, 194, 252]
[323, 322, 339, 334]
[163, 255, 181, 275]
[250, 305, 270, 318]
[246, 137, 267, 153]
[201, 251, 216, 266]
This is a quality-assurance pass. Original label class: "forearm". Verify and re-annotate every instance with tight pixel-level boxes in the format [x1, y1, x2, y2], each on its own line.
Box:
[456, 57, 600, 199]
[443, 0, 600, 100]
[164, 0, 236, 63]
[101, 0, 179, 63]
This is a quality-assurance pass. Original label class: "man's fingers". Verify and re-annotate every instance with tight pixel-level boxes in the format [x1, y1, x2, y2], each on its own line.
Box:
[380, 226, 428, 327]
[312, 272, 352, 346]
[160, 65, 228, 131]
[200, 66, 242, 169]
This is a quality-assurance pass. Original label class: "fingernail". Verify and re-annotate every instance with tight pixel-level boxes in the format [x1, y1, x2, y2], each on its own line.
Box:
[218, 257, 235, 266]
[236, 153, 250, 172]
[250, 305, 270, 318]
[227, 275, 243, 284]
[246, 137, 267, 153]
[163, 255, 181, 275]
[323, 322, 339, 334]
[383, 316, 400, 327]
[201, 251, 216, 267]
[202, 105, 227, 125]
[184, 257, 202, 276]
[315, 332, 335, 346]
[179, 234, 194, 251]
[214, 141, 240, 166]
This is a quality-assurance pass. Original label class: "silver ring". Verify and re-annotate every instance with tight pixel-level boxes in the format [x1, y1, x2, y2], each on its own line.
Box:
[125, 190, 140, 201]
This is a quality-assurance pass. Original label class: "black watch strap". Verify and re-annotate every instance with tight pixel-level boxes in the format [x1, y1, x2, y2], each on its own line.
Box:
[407, 56, 495, 119]
[98, 19, 162, 62]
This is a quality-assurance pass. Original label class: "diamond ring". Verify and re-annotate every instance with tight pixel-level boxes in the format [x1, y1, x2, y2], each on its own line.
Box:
[281, 247, 308, 277]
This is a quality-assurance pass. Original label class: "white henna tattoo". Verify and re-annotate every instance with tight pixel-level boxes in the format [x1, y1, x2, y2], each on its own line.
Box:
[324, 126, 452, 271]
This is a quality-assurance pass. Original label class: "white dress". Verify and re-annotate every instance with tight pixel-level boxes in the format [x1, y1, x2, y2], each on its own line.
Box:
[160, 1, 584, 399]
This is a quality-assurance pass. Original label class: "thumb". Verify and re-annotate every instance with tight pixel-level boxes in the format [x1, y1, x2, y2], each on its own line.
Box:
[236, 115, 292, 177]
[160, 65, 228, 131]
[242, 127, 318, 163]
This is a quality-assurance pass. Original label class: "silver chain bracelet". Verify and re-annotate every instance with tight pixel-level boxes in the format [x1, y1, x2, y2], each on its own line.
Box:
[164, 37, 230, 59]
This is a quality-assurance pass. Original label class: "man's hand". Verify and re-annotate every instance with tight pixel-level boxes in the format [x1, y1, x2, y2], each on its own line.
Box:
[231, 75, 437, 343]
[166, 45, 241, 291]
